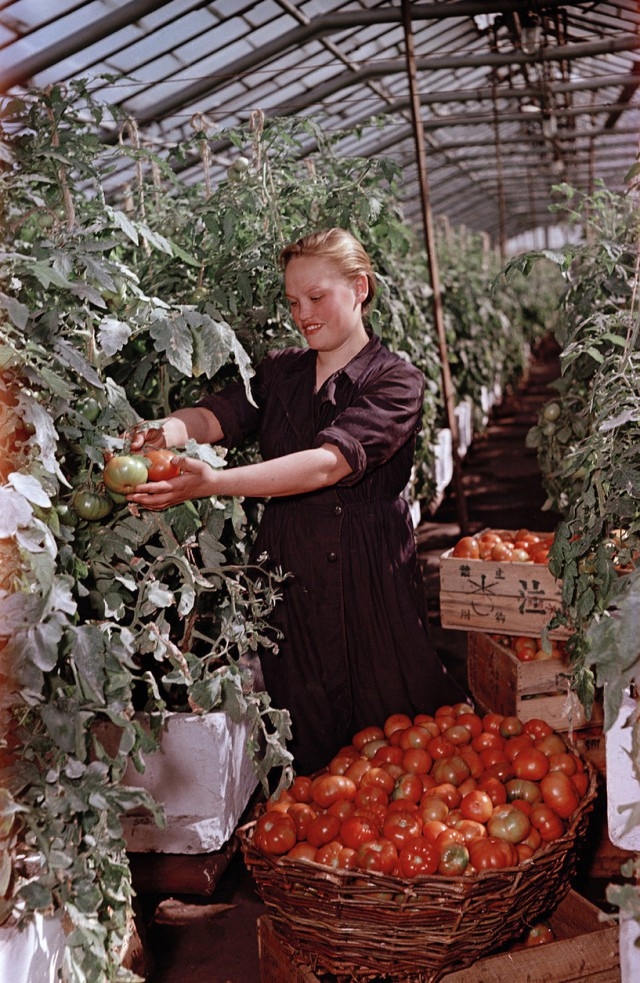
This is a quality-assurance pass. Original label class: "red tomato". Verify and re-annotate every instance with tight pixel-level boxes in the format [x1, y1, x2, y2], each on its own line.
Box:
[359, 767, 395, 795]
[419, 796, 449, 823]
[398, 725, 433, 750]
[311, 774, 357, 809]
[354, 785, 389, 811]
[491, 542, 514, 562]
[398, 837, 439, 878]
[383, 713, 413, 739]
[314, 841, 357, 871]
[355, 837, 398, 875]
[429, 782, 462, 809]
[306, 813, 341, 848]
[487, 804, 531, 843]
[291, 776, 313, 803]
[328, 751, 359, 775]
[327, 799, 356, 821]
[458, 748, 483, 779]
[443, 724, 473, 747]
[524, 922, 555, 946]
[287, 803, 317, 840]
[432, 755, 471, 787]
[422, 820, 449, 845]
[340, 814, 379, 850]
[523, 718, 554, 741]
[503, 734, 534, 762]
[499, 716, 524, 738]
[571, 771, 589, 797]
[530, 803, 565, 842]
[401, 747, 433, 775]
[460, 789, 493, 824]
[455, 712, 484, 739]
[427, 735, 456, 760]
[361, 739, 389, 760]
[482, 713, 505, 734]
[477, 775, 508, 806]
[285, 841, 317, 863]
[144, 448, 182, 481]
[392, 773, 423, 804]
[344, 759, 372, 786]
[253, 812, 297, 855]
[539, 772, 581, 819]
[452, 536, 480, 559]
[382, 810, 423, 849]
[352, 725, 385, 751]
[512, 748, 550, 781]
[534, 733, 567, 756]
[468, 836, 518, 870]
[371, 745, 404, 766]
[453, 818, 488, 843]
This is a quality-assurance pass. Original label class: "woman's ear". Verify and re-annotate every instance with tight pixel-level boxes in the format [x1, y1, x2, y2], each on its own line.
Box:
[354, 273, 369, 305]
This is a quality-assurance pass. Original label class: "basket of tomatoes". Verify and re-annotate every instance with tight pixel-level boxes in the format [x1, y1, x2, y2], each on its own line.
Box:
[238, 703, 598, 983]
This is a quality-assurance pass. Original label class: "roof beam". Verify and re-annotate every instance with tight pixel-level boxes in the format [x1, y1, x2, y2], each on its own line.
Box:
[0, 0, 176, 93]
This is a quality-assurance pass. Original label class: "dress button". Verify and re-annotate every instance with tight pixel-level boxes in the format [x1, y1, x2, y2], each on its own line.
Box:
[327, 552, 338, 563]
[333, 505, 343, 516]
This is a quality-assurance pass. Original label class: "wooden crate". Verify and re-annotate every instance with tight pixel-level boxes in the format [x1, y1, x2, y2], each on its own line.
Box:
[257, 890, 620, 983]
[467, 631, 603, 732]
[439, 537, 566, 638]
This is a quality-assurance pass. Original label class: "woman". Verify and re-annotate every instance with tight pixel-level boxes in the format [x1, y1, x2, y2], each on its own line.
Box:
[128, 228, 467, 774]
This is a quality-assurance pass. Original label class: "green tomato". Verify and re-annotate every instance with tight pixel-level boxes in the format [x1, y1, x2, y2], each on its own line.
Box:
[103, 454, 149, 494]
[77, 397, 101, 423]
[542, 401, 561, 423]
[72, 490, 113, 521]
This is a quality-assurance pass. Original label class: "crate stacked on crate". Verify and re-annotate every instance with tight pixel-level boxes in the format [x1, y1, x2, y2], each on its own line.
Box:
[438, 529, 603, 739]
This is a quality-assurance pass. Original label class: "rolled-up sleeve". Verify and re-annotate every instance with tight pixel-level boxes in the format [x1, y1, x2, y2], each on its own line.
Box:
[314, 360, 424, 486]
[196, 352, 283, 448]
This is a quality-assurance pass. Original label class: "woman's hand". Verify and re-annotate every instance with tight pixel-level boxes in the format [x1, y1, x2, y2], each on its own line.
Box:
[128, 423, 167, 453]
[128, 456, 218, 510]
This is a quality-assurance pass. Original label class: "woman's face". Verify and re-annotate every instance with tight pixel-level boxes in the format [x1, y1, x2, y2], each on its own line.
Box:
[284, 255, 368, 353]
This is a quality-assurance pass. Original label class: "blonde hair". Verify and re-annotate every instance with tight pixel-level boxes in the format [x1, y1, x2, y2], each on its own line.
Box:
[279, 228, 376, 312]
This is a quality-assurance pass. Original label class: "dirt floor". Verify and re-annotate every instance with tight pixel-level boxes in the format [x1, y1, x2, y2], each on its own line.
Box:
[128, 345, 620, 983]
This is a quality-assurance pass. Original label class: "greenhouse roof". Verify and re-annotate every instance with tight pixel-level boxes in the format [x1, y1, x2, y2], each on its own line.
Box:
[1, 0, 639, 248]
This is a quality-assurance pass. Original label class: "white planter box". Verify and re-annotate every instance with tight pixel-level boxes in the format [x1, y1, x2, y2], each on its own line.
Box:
[100, 711, 258, 854]
[0, 913, 65, 983]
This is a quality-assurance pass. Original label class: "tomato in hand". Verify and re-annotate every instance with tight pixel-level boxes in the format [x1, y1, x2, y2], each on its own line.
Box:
[144, 448, 182, 481]
[103, 454, 149, 494]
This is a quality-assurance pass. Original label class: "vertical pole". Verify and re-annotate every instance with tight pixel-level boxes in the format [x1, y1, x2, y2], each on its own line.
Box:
[400, 0, 469, 535]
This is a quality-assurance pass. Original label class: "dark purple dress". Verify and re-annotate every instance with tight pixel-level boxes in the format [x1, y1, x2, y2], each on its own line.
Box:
[198, 332, 467, 774]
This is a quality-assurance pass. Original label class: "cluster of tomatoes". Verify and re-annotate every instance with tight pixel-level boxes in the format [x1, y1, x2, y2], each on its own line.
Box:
[451, 529, 554, 565]
[251, 704, 588, 880]
[491, 633, 566, 664]
[72, 448, 181, 520]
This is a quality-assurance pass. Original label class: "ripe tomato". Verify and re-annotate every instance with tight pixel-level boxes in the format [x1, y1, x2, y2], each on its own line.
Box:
[361, 739, 388, 760]
[314, 841, 357, 871]
[431, 755, 471, 787]
[503, 734, 534, 762]
[344, 759, 372, 785]
[306, 813, 341, 848]
[291, 775, 313, 803]
[144, 448, 181, 481]
[455, 712, 483, 739]
[352, 725, 385, 751]
[468, 836, 518, 870]
[427, 735, 456, 760]
[499, 716, 524, 738]
[418, 795, 449, 823]
[398, 725, 433, 750]
[422, 819, 449, 845]
[383, 713, 413, 739]
[371, 745, 404, 766]
[452, 536, 480, 559]
[359, 767, 395, 795]
[429, 782, 461, 809]
[340, 814, 380, 850]
[524, 922, 555, 947]
[327, 799, 356, 821]
[491, 541, 514, 562]
[530, 803, 565, 842]
[354, 785, 389, 811]
[482, 713, 505, 734]
[284, 841, 317, 863]
[523, 718, 554, 741]
[253, 812, 297, 855]
[534, 733, 568, 756]
[460, 789, 493, 824]
[505, 778, 542, 805]
[355, 837, 398, 875]
[103, 454, 149, 494]
[287, 803, 317, 840]
[401, 747, 432, 775]
[328, 750, 359, 775]
[311, 774, 357, 809]
[398, 837, 439, 878]
[443, 724, 473, 747]
[539, 772, 581, 819]
[382, 810, 423, 849]
[512, 748, 550, 781]
[72, 489, 113, 521]
[458, 747, 483, 779]
[477, 775, 508, 806]
[392, 773, 423, 804]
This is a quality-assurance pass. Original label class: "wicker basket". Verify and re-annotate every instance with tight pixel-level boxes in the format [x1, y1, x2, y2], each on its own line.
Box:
[238, 763, 599, 983]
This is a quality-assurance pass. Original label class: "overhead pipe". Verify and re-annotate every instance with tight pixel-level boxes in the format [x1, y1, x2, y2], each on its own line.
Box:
[400, 0, 469, 536]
